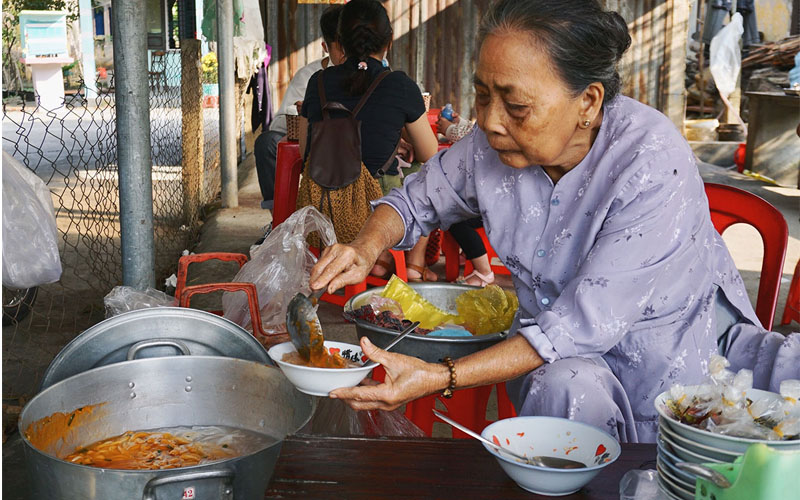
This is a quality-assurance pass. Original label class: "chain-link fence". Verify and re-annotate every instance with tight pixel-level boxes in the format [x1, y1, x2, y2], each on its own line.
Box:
[2, 48, 221, 408]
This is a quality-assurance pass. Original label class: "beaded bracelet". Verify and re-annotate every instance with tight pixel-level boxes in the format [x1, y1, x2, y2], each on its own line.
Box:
[441, 356, 457, 398]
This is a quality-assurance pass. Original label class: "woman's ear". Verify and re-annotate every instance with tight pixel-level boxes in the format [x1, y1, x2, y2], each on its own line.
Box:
[580, 82, 605, 123]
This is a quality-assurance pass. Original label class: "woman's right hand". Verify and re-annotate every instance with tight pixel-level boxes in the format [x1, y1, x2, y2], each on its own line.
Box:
[309, 242, 377, 293]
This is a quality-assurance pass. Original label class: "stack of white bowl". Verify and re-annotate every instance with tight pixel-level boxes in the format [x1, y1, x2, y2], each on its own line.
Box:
[654, 387, 800, 500]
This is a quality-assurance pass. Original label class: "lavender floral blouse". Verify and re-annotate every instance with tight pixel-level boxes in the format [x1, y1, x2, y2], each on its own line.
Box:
[376, 95, 763, 424]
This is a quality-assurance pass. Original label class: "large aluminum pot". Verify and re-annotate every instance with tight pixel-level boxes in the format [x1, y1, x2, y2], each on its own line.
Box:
[20, 355, 314, 500]
[344, 282, 508, 362]
[41, 307, 270, 390]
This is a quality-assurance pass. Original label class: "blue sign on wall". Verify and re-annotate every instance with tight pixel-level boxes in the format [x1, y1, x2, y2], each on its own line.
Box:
[19, 11, 69, 58]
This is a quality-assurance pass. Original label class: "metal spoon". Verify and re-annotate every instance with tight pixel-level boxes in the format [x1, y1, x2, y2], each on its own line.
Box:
[675, 462, 732, 488]
[364, 321, 420, 367]
[286, 290, 326, 355]
[432, 410, 587, 469]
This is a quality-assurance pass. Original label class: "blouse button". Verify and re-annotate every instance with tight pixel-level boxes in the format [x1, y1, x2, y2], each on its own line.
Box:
[551, 198, 559, 206]
[536, 249, 546, 257]
[541, 297, 550, 306]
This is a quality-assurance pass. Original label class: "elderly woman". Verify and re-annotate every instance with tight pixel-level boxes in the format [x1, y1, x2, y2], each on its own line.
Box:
[310, 0, 800, 443]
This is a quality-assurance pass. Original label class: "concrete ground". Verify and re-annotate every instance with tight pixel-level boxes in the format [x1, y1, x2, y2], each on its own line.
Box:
[3, 152, 797, 498]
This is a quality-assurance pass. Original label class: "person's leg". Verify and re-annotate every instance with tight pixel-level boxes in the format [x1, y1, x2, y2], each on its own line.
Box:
[507, 357, 641, 442]
[449, 218, 492, 286]
[406, 236, 437, 281]
[253, 130, 285, 209]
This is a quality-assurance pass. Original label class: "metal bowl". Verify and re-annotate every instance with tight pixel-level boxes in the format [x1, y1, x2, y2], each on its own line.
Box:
[343, 282, 508, 362]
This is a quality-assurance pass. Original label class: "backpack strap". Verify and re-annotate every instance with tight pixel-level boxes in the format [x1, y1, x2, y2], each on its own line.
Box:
[352, 70, 392, 117]
[373, 140, 401, 179]
[317, 70, 330, 120]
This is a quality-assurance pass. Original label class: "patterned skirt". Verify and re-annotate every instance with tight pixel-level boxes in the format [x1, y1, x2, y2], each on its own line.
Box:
[296, 163, 384, 248]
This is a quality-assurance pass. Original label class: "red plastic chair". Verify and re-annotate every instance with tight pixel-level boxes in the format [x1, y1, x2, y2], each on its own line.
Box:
[273, 140, 303, 227]
[704, 183, 788, 330]
[441, 227, 511, 282]
[780, 258, 800, 326]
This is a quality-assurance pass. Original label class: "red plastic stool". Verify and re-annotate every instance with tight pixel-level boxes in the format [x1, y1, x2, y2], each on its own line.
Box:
[179, 282, 289, 347]
[781, 258, 800, 326]
[174, 252, 248, 301]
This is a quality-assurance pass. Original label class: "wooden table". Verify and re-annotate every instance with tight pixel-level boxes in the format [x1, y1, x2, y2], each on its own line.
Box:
[265, 435, 656, 499]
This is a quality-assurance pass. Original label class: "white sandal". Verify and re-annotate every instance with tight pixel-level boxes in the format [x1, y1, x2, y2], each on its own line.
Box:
[462, 269, 495, 287]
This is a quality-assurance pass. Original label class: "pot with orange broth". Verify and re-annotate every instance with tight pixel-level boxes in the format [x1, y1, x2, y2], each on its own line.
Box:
[19, 355, 314, 499]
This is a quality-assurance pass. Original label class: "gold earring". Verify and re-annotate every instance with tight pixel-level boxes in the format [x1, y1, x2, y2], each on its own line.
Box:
[582, 119, 591, 127]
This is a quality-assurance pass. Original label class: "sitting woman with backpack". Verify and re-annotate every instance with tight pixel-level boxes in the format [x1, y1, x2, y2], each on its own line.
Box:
[297, 0, 439, 282]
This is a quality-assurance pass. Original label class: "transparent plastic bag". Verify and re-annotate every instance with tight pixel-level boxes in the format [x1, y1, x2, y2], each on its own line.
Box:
[104, 286, 178, 317]
[2, 152, 62, 289]
[308, 397, 426, 438]
[222, 206, 336, 332]
[619, 469, 669, 499]
[709, 13, 748, 133]
[709, 13, 743, 99]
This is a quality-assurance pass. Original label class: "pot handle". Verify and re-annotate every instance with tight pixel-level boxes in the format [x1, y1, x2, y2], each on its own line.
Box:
[142, 468, 234, 500]
[126, 339, 191, 361]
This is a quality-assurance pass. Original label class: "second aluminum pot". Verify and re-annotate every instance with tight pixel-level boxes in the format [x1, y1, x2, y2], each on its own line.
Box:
[41, 307, 270, 390]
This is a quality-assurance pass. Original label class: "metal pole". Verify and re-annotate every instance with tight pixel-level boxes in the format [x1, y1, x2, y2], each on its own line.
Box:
[78, 0, 97, 100]
[217, 0, 238, 207]
[112, 0, 155, 289]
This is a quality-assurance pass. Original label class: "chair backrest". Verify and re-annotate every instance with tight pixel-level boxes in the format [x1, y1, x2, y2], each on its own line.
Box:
[272, 140, 303, 228]
[704, 183, 788, 330]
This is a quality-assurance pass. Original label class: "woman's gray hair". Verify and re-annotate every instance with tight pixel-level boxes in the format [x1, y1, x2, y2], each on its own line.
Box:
[478, 0, 631, 103]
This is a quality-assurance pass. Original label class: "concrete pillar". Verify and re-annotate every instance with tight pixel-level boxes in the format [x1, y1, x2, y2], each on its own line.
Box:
[112, 0, 155, 289]
[217, 0, 238, 207]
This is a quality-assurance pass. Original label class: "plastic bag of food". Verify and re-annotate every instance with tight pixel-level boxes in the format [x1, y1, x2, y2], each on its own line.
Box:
[222, 206, 336, 332]
[308, 397, 426, 438]
[2, 152, 62, 289]
[380, 275, 458, 329]
[103, 286, 178, 317]
[455, 285, 518, 335]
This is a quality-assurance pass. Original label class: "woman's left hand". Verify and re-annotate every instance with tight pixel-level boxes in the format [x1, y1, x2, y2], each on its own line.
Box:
[329, 337, 444, 410]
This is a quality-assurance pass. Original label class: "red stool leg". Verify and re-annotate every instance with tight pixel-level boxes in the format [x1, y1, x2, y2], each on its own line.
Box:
[442, 231, 462, 282]
[497, 382, 518, 419]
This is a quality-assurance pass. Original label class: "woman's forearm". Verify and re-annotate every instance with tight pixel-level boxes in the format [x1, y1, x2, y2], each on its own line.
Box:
[352, 204, 407, 260]
[427, 335, 544, 395]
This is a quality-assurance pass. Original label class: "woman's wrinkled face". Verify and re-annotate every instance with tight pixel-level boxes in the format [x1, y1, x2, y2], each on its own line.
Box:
[475, 30, 585, 169]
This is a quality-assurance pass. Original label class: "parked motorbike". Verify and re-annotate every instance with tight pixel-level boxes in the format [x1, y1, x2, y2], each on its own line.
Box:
[2, 152, 62, 325]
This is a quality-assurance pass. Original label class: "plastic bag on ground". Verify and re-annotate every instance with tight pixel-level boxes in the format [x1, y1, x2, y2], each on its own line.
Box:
[104, 286, 178, 317]
[308, 397, 426, 438]
[222, 206, 336, 332]
[2, 152, 62, 289]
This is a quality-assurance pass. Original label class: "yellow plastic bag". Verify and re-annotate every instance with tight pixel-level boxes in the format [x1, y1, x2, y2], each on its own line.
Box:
[380, 276, 458, 329]
[455, 285, 518, 336]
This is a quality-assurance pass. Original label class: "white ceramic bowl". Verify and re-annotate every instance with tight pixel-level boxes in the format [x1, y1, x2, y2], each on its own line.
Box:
[655, 386, 800, 453]
[267, 341, 374, 396]
[480, 416, 621, 496]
